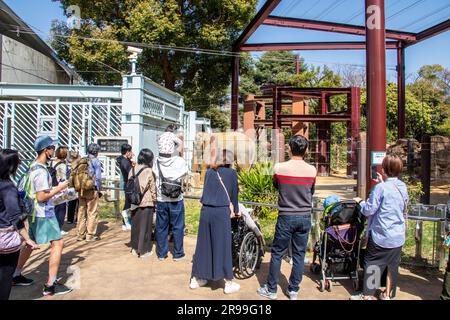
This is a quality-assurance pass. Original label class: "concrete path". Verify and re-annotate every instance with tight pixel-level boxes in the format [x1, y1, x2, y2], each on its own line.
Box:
[10, 221, 444, 300]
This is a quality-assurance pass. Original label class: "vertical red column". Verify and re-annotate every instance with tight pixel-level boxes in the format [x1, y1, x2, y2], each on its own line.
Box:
[347, 87, 361, 177]
[365, 0, 387, 195]
[231, 55, 240, 130]
[397, 42, 406, 139]
[318, 93, 330, 176]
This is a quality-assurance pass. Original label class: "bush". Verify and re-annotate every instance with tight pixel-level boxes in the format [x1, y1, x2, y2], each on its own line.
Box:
[402, 174, 424, 204]
[238, 162, 278, 219]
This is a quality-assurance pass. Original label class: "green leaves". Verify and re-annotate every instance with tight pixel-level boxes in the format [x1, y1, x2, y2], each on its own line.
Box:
[238, 162, 277, 219]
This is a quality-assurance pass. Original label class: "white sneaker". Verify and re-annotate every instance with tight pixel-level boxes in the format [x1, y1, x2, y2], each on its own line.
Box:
[189, 277, 207, 289]
[224, 282, 240, 294]
[60, 231, 68, 236]
[126, 224, 131, 230]
[122, 225, 127, 231]
[131, 249, 138, 256]
[140, 251, 153, 258]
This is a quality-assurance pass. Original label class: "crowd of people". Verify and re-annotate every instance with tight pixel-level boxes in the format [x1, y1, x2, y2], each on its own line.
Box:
[0, 128, 449, 301]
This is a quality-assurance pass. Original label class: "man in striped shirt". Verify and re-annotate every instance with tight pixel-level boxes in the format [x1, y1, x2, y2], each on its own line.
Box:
[258, 135, 317, 300]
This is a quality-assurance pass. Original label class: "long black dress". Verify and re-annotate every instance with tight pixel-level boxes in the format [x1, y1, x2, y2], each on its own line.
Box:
[191, 167, 239, 281]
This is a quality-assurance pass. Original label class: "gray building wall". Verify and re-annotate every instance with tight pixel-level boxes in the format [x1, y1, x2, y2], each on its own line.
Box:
[0, 35, 71, 84]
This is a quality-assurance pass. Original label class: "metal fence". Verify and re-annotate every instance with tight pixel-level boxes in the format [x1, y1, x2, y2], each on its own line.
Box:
[101, 181, 448, 270]
[0, 100, 122, 177]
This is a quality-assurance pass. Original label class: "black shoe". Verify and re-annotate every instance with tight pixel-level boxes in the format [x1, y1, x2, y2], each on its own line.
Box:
[43, 281, 73, 297]
[12, 274, 34, 286]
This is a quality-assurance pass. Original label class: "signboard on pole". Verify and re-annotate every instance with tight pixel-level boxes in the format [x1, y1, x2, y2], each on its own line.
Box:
[371, 151, 386, 165]
[94, 136, 132, 156]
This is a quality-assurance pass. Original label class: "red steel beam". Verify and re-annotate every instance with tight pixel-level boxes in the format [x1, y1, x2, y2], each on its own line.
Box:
[412, 19, 450, 45]
[241, 41, 398, 51]
[263, 16, 417, 42]
[278, 114, 351, 122]
[231, 55, 240, 130]
[233, 0, 281, 50]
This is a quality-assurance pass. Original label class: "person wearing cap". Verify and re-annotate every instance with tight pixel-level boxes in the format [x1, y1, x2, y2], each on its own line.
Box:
[12, 135, 72, 296]
[76, 143, 102, 242]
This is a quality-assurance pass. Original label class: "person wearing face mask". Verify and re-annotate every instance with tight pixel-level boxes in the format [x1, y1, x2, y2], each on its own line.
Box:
[12, 136, 72, 297]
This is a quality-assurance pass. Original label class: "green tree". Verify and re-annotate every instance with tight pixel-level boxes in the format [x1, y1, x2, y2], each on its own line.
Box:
[51, 0, 258, 130]
[408, 64, 450, 135]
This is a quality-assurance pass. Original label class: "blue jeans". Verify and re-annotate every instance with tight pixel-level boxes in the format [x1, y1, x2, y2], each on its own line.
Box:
[267, 214, 311, 293]
[155, 201, 185, 259]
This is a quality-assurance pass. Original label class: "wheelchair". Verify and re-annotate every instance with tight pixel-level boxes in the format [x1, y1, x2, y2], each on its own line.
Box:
[231, 213, 265, 279]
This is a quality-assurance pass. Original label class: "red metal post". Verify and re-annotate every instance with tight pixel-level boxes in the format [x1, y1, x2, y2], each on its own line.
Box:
[231, 55, 240, 130]
[295, 54, 300, 75]
[365, 0, 387, 195]
[347, 87, 361, 177]
[397, 42, 406, 139]
[317, 93, 330, 176]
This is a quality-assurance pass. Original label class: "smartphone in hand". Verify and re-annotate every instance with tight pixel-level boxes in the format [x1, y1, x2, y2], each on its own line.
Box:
[371, 165, 378, 180]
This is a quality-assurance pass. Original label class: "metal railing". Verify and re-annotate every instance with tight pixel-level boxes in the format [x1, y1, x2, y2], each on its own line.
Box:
[101, 182, 448, 269]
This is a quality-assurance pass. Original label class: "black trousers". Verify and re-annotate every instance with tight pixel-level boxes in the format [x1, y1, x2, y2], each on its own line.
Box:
[67, 199, 79, 223]
[130, 207, 154, 255]
[0, 250, 20, 300]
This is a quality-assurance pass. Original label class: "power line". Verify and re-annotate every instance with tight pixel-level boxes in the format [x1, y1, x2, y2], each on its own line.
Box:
[386, 0, 426, 22]
[314, 0, 347, 20]
[303, 0, 323, 17]
[399, 3, 450, 30]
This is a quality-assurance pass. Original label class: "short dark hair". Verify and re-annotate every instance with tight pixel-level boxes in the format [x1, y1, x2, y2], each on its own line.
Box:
[382, 154, 403, 177]
[87, 143, 100, 156]
[165, 124, 178, 133]
[137, 148, 154, 167]
[289, 135, 308, 157]
[0, 149, 20, 179]
[55, 146, 68, 160]
[121, 143, 132, 155]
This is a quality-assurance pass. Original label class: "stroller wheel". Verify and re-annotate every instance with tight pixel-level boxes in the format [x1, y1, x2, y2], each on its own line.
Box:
[326, 280, 332, 292]
[320, 279, 332, 292]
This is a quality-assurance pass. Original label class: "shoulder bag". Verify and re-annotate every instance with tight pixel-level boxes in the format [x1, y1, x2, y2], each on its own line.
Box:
[216, 170, 235, 218]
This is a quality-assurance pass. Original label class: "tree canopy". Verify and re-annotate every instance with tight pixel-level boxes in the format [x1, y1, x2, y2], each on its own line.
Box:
[51, 0, 258, 129]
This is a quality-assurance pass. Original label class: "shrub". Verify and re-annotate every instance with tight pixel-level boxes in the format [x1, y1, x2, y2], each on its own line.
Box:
[238, 162, 278, 219]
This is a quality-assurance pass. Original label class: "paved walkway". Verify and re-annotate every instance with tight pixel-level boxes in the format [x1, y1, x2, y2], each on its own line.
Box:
[10, 221, 444, 300]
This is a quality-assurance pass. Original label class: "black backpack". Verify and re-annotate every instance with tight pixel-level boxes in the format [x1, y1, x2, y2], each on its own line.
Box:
[48, 161, 66, 187]
[156, 160, 183, 198]
[125, 167, 150, 206]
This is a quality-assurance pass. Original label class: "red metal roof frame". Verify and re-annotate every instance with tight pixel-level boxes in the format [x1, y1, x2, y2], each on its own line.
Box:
[233, 0, 450, 51]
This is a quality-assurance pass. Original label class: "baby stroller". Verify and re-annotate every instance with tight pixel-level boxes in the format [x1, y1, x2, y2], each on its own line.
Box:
[310, 200, 365, 292]
[231, 204, 265, 279]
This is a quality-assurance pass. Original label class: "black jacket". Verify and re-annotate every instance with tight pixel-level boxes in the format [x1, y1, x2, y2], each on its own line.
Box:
[116, 155, 132, 189]
[0, 179, 24, 230]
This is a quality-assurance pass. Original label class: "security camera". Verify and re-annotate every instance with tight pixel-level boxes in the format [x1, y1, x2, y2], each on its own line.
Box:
[127, 46, 143, 55]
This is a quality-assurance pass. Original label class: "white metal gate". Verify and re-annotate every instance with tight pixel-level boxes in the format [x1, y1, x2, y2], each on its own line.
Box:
[0, 100, 122, 177]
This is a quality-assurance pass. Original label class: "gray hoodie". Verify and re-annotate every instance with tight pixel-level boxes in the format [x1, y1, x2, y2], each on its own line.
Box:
[154, 155, 188, 202]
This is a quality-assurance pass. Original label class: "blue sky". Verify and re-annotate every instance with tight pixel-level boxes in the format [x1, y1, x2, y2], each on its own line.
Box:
[4, 0, 450, 82]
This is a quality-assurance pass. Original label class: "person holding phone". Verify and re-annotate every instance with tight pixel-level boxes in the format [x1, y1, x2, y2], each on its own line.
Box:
[351, 154, 408, 300]
[189, 149, 241, 294]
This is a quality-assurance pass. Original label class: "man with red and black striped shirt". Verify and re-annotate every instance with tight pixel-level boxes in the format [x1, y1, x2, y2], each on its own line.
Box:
[258, 135, 317, 300]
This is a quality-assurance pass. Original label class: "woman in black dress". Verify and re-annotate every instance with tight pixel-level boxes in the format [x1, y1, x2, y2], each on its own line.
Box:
[190, 150, 241, 294]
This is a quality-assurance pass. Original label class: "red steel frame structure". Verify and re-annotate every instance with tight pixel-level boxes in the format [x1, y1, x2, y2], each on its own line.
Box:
[231, 0, 449, 194]
[249, 86, 360, 177]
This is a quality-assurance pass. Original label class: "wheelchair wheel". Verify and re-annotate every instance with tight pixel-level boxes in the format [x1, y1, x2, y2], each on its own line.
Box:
[238, 232, 260, 279]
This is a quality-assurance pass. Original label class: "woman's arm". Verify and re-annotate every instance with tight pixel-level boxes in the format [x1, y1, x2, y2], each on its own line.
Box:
[3, 185, 25, 230]
[149, 171, 157, 202]
[359, 185, 383, 217]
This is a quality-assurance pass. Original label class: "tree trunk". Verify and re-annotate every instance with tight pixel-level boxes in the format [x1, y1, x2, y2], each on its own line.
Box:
[161, 51, 176, 90]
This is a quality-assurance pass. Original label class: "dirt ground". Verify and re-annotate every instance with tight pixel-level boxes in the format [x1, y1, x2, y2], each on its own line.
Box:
[10, 221, 444, 301]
